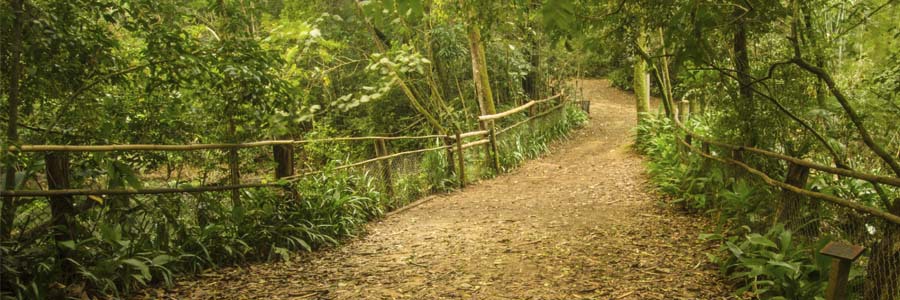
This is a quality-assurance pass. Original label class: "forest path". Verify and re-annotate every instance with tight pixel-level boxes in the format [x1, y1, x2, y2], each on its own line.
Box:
[152, 79, 733, 299]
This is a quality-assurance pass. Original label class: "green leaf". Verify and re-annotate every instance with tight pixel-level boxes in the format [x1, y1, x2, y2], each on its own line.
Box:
[100, 223, 122, 243]
[725, 241, 743, 257]
[121, 258, 151, 279]
[746, 234, 777, 248]
[699, 233, 722, 241]
[767, 260, 800, 275]
[152, 255, 175, 266]
[541, 0, 575, 36]
[59, 240, 77, 250]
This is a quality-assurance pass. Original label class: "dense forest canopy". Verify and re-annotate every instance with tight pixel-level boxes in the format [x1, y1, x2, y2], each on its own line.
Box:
[1, 0, 899, 299]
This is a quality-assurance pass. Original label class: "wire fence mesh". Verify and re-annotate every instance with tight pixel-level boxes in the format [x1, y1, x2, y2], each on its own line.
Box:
[680, 137, 900, 300]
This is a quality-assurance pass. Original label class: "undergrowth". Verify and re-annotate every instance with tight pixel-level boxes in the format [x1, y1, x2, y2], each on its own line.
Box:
[1, 170, 387, 299]
[0, 104, 587, 300]
[634, 116, 838, 300]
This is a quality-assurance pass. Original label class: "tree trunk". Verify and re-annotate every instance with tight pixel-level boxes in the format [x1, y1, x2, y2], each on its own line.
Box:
[777, 163, 814, 235]
[2, 0, 25, 240]
[732, 7, 757, 147]
[633, 24, 650, 121]
[522, 0, 541, 101]
[468, 22, 497, 116]
[353, 1, 446, 134]
[46, 153, 76, 243]
[227, 113, 242, 213]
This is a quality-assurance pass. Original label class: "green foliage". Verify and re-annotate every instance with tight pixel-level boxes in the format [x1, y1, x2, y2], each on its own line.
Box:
[703, 225, 833, 300]
[636, 116, 835, 299]
[0, 170, 387, 298]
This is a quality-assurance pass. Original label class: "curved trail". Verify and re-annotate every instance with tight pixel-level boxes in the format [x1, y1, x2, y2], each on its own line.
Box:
[150, 80, 732, 299]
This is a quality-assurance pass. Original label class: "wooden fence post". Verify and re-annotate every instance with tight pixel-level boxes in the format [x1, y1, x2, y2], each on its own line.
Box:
[455, 131, 466, 188]
[273, 144, 294, 179]
[699, 141, 712, 170]
[488, 123, 501, 173]
[444, 136, 456, 180]
[374, 138, 394, 198]
[478, 120, 493, 171]
[689, 99, 699, 117]
[228, 148, 241, 210]
[820, 242, 864, 300]
[732, 148, 744, 162]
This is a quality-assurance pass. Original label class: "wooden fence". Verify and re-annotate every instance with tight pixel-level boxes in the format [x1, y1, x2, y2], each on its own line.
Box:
[0, 93, 567, 199]
[670, 113, 900, 225]
[669, 102, 900, 300]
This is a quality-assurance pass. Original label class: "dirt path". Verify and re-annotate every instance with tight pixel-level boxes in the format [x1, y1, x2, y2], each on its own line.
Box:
[148, 79, 733, 299]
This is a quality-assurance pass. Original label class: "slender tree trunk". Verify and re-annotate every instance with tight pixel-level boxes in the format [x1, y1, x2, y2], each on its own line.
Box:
[633, 24, 650, 120]
[46, 153, 76, 243]
[732, 7, 756, 147]
[523, 39, 540, 101]
[522, 0, 540, 100]
[2, 0, 25, 240]
[353, 1, 445, 134]
[468, 22, 496, 115]
[777, 163, 815, 235]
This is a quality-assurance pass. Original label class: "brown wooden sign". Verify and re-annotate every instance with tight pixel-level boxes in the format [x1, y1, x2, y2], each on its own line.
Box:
[820, 241, 865, 261]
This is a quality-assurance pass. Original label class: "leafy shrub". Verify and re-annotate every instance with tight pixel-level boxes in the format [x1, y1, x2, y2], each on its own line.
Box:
[0, 170, 386, 299]
[702, 225, 832, 300]
[635, 115, 837, 299]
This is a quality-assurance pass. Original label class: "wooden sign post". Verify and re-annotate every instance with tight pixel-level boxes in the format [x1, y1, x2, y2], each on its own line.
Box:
[820, 241, 865, 300]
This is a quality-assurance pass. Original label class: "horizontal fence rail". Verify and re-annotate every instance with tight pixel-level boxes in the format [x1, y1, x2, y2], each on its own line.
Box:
[7, 135, 452, 153]
[497, 102, 567, 135]
[676, 125, 900, 188]
[0, 183, 280, 197]
[479, 93, 563, 121]
[671, 119, 900, 225]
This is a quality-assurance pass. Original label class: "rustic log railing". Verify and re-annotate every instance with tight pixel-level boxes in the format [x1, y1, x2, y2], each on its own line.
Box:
[1, 93, 571, 198]
[668, 112, 900, 299]
[670, 117, 900, 225]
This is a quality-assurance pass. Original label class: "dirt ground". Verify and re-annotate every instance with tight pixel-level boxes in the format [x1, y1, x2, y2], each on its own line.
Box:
[142, 79, 735, 299]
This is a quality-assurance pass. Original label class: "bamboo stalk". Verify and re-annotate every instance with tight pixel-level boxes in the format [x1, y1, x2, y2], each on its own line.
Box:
[11, 140, 296, 152]
[456, 131, 466, 187]
[295, 135, 449, 143]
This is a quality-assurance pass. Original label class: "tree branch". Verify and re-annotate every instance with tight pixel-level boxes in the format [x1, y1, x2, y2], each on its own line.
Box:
[789, 55, 900, 177]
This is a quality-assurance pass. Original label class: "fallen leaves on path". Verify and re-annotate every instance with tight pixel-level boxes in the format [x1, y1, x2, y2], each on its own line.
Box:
[139, 80, 735, 300]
